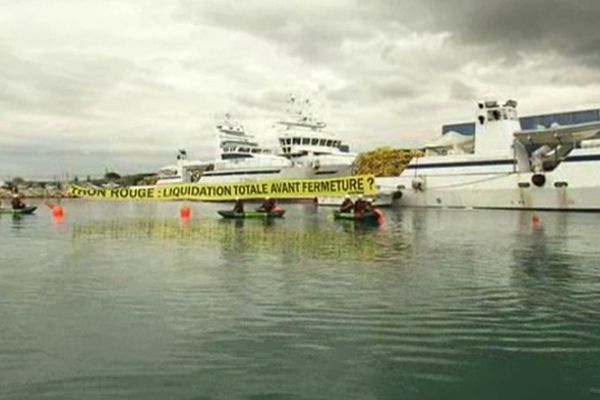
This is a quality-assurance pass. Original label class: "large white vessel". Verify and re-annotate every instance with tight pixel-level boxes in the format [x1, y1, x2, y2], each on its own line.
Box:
[156, 100, 357, 186]
[377, 100, 600, 211]
[156, 115, 305, 185]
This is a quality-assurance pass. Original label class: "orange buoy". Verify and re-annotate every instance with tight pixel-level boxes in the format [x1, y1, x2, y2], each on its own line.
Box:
[180, 206, 191, 219]
[374, 208, 384, 225]
[52, 206, 64, 218]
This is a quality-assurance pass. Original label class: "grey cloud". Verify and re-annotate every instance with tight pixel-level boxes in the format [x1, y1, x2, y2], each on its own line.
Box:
[327, 78, 416, 105]
[376, 79, 416, 99]
[179, 0, 383, 63]
[178, 0, 600, 116]
[0, 48, 126, 117]
[181, 0, 600, 68]
[411, 0, 600, 66]
[235, 89, 295, 112]
[449, 80, 476, 101]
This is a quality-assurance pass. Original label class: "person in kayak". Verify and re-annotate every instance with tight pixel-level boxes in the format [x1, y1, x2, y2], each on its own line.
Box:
[353, 195, 367, 216]
[232, 197, 244, 213]
[11, 193, 26, 210]
[364, 198, 374, 213]
[257, 196, 276, 213]
[340, 195, 354, 212]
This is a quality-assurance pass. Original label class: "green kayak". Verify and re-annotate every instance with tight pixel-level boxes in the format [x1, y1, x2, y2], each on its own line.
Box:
[333, 209, 383, 225]
[218, 209, 285, 219]
[0, 206, 37, 215]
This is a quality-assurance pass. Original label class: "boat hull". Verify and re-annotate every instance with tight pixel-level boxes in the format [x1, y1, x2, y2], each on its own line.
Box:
[218, 209, 286, 219]
[198, 164, 352, 185]
[333, 210, 383, 225]
[379, 149, 600, 211]
[317, 192, 393, 207]
[0, 206, 37, 215]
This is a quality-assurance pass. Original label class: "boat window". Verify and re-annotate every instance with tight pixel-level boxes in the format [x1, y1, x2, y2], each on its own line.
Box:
[319, 139, 326, 146]
[326, 140, 333, 147]
[293, 137, 301, 145]
[302, 138, 310, 145]
[488, 110, 501, 121]
[311, 138, 319, 145]
[279, 139, 285, 145]
[286, 138, 291, 145]
[240, 147, 249, 153]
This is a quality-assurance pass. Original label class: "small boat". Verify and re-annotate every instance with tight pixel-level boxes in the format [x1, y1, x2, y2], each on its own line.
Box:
[333, 209, 384, 225]
[317, 192, 393, 207]
[218, 209, 286, 219]
[0, 206, 37, 215]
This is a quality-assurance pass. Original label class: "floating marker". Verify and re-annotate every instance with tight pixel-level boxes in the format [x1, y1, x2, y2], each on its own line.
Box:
[180, 206, 191, 220]
[374, 208, 385, 225]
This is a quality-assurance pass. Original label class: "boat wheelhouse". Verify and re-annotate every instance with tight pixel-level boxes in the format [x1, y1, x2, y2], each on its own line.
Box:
[275, 96, 356, 177]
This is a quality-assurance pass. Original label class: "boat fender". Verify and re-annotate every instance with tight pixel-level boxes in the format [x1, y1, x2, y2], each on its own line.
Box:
[373, 209, 384, 225]
[531, 174, 546, 187]
[191, 170, 202, 182]
[411, 178, 425, 191]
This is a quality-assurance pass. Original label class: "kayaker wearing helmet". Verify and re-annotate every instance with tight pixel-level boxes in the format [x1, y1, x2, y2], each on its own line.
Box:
[11, 193, 26, 210]
[257, 196, 276, 213]
[232, 197, 244, 213]
[353, 194, 367, 216]
[340, 195, 354, 212]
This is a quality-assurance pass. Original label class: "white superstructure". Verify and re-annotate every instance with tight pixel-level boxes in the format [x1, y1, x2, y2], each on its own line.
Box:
[157, 115, 304, 185]
[275, 96, 356, 178]
[156, 150, 210, 185]
[378, 100, 600, 211]
[157, 100, 357, 186]
[200, 115, 307, 183]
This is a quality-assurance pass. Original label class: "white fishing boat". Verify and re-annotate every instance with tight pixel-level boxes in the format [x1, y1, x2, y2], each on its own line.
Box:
[156, 99, 357, 190]
[378, 100, 600, 211]
[156, 115, 307, 185]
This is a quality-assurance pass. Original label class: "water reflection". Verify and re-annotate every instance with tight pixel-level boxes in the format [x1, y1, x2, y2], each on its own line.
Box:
[70, 218, 393, 262]
[10, 214, 26, 229]
[512, 218, 574, 281]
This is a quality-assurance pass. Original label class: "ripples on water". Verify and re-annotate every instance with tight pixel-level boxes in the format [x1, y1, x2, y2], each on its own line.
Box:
[1, 201, 600, 399]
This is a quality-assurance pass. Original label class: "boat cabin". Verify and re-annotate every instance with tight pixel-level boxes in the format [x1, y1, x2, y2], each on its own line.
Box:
[278, 135, 343, 155]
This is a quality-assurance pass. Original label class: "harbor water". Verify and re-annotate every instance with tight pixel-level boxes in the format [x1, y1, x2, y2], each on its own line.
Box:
[1, 201, 600, 399]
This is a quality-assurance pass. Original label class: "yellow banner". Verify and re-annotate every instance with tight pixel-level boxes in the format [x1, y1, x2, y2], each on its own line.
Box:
[68, 175, 376, 201]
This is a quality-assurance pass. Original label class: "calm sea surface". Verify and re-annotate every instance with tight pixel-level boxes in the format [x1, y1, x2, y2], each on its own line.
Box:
[1, 200, 600, 399]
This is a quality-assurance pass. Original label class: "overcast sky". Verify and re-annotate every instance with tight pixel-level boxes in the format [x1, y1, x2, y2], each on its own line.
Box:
[1, 0, 600, 179]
